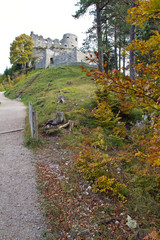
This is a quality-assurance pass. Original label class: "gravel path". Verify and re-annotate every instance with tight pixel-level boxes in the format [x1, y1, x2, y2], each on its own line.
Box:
[0, 92, 44, 240]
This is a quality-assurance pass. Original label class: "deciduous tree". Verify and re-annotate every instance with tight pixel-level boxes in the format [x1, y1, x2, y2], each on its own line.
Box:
[77, 0, 160, 203]
[10, 34, 33, 69]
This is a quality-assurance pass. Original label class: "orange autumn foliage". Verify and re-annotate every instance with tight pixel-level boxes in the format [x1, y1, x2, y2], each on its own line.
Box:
[76, 0, 160, 202]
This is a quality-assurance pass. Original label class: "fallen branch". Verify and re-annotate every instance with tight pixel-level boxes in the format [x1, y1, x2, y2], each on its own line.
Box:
[58, 120, 74, 131]
[0, 128, 24, 135]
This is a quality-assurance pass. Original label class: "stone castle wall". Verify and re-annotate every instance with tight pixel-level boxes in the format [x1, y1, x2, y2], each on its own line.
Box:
[31, 31, 60, 48]
[31, 31, 78, 49]
[31, 32, 96, 69]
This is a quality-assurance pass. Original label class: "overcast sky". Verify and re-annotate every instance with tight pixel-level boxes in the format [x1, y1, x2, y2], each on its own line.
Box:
[0, 0, 93, 74]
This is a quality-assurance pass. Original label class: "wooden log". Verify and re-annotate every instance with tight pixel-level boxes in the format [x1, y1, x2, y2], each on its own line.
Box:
[45, 111, 64, 127]
[58, 120, 74, 131]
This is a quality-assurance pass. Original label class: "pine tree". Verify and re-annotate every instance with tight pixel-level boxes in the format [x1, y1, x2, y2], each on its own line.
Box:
[74, 0, 110, 71]
[74, 0, 131, 72]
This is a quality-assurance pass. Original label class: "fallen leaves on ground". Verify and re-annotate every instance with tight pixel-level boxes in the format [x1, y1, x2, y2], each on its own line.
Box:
[36, 136, 132, 240]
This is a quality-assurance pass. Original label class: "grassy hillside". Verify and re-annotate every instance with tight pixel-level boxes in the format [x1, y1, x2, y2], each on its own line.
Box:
[6, 66, 160, 239]
[6, 66, 96, 126]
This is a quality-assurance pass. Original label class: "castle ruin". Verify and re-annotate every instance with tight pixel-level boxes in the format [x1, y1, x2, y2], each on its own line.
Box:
[31, 32, 95, 69]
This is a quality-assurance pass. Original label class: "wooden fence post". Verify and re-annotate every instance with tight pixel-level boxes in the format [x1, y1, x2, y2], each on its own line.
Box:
[29, 101, 33, 137]
[33, 110, 38, 141]
[29, 102, 38, 141]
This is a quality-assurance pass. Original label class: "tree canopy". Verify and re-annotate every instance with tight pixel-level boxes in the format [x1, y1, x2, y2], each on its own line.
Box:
[10, 34, 33, 68]
[127, 0, 160, 25]
[74, 0, 132, 72]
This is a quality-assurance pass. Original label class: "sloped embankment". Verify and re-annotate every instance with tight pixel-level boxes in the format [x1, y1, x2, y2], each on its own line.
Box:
[6, 66, 95, 126]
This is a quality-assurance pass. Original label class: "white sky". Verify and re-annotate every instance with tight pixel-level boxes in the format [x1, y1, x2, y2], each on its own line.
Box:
[0, 0, 93, 74]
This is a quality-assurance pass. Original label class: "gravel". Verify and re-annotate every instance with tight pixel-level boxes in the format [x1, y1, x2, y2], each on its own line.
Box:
[0, 92, 44, 240]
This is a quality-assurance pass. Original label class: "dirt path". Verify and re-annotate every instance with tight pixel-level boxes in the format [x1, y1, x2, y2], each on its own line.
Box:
[0, 92, 44, 240]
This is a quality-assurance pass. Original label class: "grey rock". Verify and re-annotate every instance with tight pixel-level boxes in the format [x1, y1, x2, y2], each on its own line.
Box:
[79, 229, 90, 236]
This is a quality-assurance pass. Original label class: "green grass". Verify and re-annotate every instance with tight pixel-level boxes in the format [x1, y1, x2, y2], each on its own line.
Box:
[6, 66, 96, 126]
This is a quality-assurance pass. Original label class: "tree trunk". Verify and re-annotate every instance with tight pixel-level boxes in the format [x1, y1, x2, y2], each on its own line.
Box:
[130, 0, 136, 80]
[104, 28, 109, 73]
[114, 23, 118, 70]
[96, 3, 104, 72]
[123, 37, 126, 76]
[119, 42, 121, 70]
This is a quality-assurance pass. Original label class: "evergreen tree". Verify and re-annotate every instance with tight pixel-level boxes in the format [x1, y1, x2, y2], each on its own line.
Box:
[74, 0, 110, 71]
[74, 0, 131, 72]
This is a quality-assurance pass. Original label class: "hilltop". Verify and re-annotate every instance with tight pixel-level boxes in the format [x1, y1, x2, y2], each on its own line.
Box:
[5, 66, 95, 127]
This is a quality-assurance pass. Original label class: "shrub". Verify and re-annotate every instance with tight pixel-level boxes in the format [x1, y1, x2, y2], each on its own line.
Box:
[75, 136, 127, 201]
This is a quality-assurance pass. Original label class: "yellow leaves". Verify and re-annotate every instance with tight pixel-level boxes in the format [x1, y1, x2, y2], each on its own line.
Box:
[94, 175, 127, 201]
[93, 102, 122, 129]
[10, 33, 33, 66]
[144, 0, 160, 15]
[77, 0, 160, 203]
[103, 153, 110, 162]
[119, 98, 136, 114]
[133, 115, 160, 169]
[104, 61, 108, 68]
[127, 0, 160, 25]
[92, 127, 107, 151]
[74, 108, 86, 115]
[135, 151, 147, 161]
[95, 175, 115, 191]
[135, 151, 142, 157]
[123, 30, 160, 106]
[86, 71, 94, 77]
[75, 136, 127, 201]
[154, 158, 160, 167]
[113, 123, 126, 138]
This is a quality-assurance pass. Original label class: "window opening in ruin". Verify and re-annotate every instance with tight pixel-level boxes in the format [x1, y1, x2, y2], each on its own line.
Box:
[67, 36, 69, 38]
[50, 58, 54, 64]
[75, 38, 77, 41]
[72, 45, 74, 47]
[65, 44, 67, 47]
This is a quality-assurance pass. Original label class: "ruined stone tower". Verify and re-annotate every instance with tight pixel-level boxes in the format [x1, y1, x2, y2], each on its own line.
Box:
[31, 32, 96, 69]
[60, 33, 78, 48]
